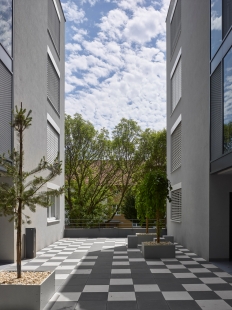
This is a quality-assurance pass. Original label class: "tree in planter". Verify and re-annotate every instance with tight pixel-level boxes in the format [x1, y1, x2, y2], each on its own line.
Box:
[135, 170, 172, 241]
[0, 105, 64, 278]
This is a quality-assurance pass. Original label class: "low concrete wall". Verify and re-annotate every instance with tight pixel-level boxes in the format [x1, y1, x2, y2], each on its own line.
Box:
[64, 228, 157, 238]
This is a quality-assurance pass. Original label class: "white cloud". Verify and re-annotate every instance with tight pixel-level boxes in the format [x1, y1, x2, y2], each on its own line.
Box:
[63, 0, 169, 132]
[62, 1, 86, 23]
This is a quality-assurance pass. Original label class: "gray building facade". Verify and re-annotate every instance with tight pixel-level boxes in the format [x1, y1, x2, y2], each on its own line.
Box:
[0, 0, 65, 262]
[167, 0, 232, 260]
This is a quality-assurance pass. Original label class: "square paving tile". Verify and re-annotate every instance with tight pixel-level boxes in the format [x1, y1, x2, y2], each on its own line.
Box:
[162, 291, 193, 300]
[83, 285, 109, 292]
[108, 292, 136, 301]
[167, 300, 202, 310]
[134, 284, 160, 292]
[196, 300, 232, 310]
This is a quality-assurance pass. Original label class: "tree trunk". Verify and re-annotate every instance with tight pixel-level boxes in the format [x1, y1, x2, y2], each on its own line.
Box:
[17, 205, 22, 278]
[156, 209, 160, 243]
[17, 103, 23, 278]
[146, 217, 148, 234]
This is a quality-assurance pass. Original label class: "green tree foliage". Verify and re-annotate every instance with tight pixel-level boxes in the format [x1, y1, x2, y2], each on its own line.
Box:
[108, 118, 143, 220]
[224, 122, 232, 153]
[65, 114, 120, 222]
[135, 170, 171, 240]
[0, 105, 64, 278]
[139, 128, 166, 173]
[121, 189, 137, 220]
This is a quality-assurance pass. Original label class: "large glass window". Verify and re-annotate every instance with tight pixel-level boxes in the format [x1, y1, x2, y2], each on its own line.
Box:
[211, 0, 222, 58]
[0, 0, 12, 56]
[223, 48, 232, 153]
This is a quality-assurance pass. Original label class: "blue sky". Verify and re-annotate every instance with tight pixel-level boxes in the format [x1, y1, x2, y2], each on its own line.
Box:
[61, 0, 169, 132]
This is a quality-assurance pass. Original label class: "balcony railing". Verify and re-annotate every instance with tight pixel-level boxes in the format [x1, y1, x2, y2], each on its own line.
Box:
[65, 218, 166, 229]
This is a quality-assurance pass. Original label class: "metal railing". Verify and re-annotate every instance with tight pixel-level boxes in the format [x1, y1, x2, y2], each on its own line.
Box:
[65, 218, 166, 229]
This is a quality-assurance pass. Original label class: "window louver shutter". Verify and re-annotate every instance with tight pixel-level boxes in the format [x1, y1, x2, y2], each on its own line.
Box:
[171, 0, 181, 56]
[171, 188, 182, 221]
[223, 0, 232, 39]
[0, 61, 12, 157]
[47, 55, 60, 113]
[47, 122, 59, 164]
[210, 64, 222, 161]
[171, 58, 182, 111]
[171, 122, 181, 172]
[48, 0, 60, 55]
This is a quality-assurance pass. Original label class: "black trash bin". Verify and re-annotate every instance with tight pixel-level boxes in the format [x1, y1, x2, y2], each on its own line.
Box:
[26, 228, 36, 258]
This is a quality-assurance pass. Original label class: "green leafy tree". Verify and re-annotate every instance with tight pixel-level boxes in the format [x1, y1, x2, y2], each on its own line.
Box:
[108, 118, 143, 221]
[135, 170, 171, 241]
[0, 105, 64, 278]
[121, 189, 137, 220]
[65, 114, 120, 222]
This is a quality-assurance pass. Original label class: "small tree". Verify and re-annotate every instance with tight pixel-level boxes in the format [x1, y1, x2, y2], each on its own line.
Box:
[0, 105, 64, 278]
[135, 170, 172, 241]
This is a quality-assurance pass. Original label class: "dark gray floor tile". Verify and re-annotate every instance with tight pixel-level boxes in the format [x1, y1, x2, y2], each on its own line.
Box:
[75, 301, 107, 310]
[89, 273, 111, 279]
[131, 273, 154, 279]
[135, 292, 165, 301]
[188, 291, 221, 300]
[152, 273, 176, 279]
[58, 285, 85, 292]
[79, 292, 108, 301]
[137, 299, 170, 310]
[107, 301, 138, 310]
[111, 274, 132, 279]
[87, 278, 110, 285]
[175, 278, 203, 284]
[109, 285, 134, 292]
[167, 300, 202, 310]
[133, 278, 156, 284]
[131, 269, 151, 274]
[207, 283, 232, 290]
[158, 284, 186, 291]
[50, 301, 77, 310]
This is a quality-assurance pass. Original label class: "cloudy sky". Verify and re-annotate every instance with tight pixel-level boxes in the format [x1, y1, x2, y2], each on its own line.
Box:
[61, 0, 170, 132]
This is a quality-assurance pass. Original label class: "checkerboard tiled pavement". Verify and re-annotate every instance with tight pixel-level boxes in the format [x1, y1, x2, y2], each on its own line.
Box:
[3, 238, 232, 310]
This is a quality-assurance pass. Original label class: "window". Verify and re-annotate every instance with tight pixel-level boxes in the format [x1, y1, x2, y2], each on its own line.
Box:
[0, 0, 12, 56]
[47, 196, 59, 222]
[210, 63, 222, 160]
[47, 53, 60, 114]
[0, 60, 12, 157]
[222, 0, 232, 39]
[48, 0, 60, 55]
[171, 121, 182, 172]
[170, 0, 181, 56]
[171, 188, 182, 222]
[113, 205, 121, 215]
[211, 0, 222, 58]
[47, 122, 59, 164]
[223, 47, 232, 153]
[171, 57, 182, 112]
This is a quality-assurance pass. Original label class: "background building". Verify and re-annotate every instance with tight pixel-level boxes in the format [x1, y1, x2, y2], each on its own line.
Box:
[167, 0, 232, 260]
[0, 0, 65, 263]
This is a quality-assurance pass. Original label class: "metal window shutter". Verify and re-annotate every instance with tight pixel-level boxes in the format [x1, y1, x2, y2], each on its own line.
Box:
[171, 188, 182, 221]
[47, 122, 59, 164]
[171, 58, 181, 111]
[223, 0, 232, 39]
[0, 61, 12, 156]
[47, 55, 60, 113]
[171, 122, 181, 172]
[171, 0, 181, 56]
[210, 63, 222, 161]
[48, 0, 60, 55]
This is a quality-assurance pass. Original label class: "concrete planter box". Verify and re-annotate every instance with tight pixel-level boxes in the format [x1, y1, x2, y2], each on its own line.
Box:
[0, 270, 55, 310]
[128, 235, 138, 248]
[136, 233, 157, 245]
[163, 235, 174, 243]
[142, 242, 175, 259]
[161, 228, 167, 236]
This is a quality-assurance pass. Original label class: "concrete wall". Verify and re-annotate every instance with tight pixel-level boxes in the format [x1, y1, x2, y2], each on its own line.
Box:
[3, 0, 66, 261]
[167, 0, 210, 259]
[65, 228, 157, 238]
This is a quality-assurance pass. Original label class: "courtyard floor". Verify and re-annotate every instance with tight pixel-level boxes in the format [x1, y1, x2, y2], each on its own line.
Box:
[2, 238, 232, 310]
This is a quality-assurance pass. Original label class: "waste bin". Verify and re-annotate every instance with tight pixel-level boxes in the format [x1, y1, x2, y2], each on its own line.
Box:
[26, 228, 36, 258]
